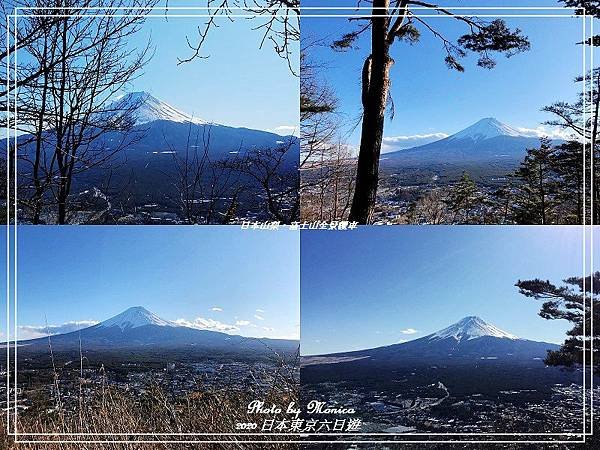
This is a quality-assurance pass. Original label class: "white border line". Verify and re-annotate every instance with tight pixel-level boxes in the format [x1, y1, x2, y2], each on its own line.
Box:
[5, 5, 593, 445]
[590, 12, 595, 436]
[4, 11, 9, 439]
[13, 6, 586, 11]
[588, 11, 593, 438]
[7, 6, 592, 444]
[582, 8, 587, 439]
[11, 10, 17, 440]
[11, 14, 583, 18]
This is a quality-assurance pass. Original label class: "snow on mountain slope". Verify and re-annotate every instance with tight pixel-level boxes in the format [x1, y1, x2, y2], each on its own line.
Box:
[15, 306, 299, 355]
[448, 117, 526, 141]
[382, 117, 553, 166]
[302, 316, 556, 367]
[97, 306, 178, 330]
[427, 316, 518, 343]
[110, 91, 207, 126]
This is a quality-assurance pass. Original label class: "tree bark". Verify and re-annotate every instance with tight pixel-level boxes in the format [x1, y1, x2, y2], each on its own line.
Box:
[349, 0, 393, 224]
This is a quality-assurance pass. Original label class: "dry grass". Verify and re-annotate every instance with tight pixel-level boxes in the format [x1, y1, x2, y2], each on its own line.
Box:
[1, 354, 300, 449]
[1, 386, 299, 449]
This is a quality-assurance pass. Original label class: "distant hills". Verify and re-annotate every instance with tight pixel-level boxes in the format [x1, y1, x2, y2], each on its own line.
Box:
[17, 306, 298, 356]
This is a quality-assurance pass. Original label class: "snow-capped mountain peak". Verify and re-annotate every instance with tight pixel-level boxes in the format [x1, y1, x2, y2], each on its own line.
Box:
[448, 117, 525, 141]
[97, 306, 177, 330]
[110, 91, 206, 126]
[428, 316, 518, 343]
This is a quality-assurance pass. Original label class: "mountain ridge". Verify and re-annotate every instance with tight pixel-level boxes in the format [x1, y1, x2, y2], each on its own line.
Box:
[15, 307, 299, 355]
[109, 91, 208, 126]
[428, 315, 518, 342]
[97, 306, 177, 329]
[303, 316, 557, 365]
[448, 117, 531, 141]
[382, 117, 557, 165]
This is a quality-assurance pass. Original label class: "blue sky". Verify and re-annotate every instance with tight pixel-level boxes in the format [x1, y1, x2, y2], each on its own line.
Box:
[301, 226, 592, 355]
[117, 1, 299, 133]
[1, 226, 299, 341]
[302, 0, 586, 152]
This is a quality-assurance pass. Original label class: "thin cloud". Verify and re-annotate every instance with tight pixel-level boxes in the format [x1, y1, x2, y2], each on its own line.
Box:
[18, 320, 98, 340]
[382, 133, 448, 153]
[211, 307, 223, 312]
[514, 126, 572, 140]
[256, 309, 265, 313]
[175, 317, 238, 333]
[235, 320, 251, 326]
[400, 328, 418, 335]
[254, 314, 265, 321]
[271, 125, 297, 136]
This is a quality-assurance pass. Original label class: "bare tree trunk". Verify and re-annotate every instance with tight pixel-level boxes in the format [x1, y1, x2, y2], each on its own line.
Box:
[32, 47, 49, 224]
[55, 16, 69, 225]
[349, 0, 392, 224]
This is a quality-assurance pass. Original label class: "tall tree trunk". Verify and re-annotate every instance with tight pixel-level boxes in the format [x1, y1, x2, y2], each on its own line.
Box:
[58, 199, 67, 224]
[32, 58, 49, 225]
[349, 0, 392, 224]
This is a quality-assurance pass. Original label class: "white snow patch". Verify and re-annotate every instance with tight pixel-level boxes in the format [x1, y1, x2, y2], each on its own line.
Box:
[98, 306, 177, 330]
[428, 316, 518, 342]
[109, 92, 207, 126]
[449, 117, 526, 141]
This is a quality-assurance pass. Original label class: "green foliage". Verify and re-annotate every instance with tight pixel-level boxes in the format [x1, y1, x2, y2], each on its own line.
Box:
[516, 272, 600, 372]
[444, 54, 466, 72]
[401, 138, 585, 225]
[457, 20, 530, 69]
[300, 94, 335, 115]
[542, 60, 600, 225]
[560, 0, 600, 20]
[510, 138, 560, 224]
[444, 171, 483, 223]
[394, 23, 420, 44]
[331, 31, 361, 51]
[505, 138, 586, 225]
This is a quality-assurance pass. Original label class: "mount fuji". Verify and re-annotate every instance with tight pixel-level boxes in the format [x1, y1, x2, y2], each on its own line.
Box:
[108, 91, 209, 126]
[100, 91, 298, 162]
[17, 91, 298, 163]
[12, 91, 299, 222]
[447, 117, 531, 141]
[17, 306, 298, 356]
[383, 117, 553, 165]
[303, 316, 558, 366]
[301, 317, 579, 399]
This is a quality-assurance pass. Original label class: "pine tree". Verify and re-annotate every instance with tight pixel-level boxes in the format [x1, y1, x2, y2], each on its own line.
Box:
[516, 272, 600, 373]
[511, 138, 559, 224]
[490, 185, 513, 225]
[552, 141, 587, 224]
[544, 1, 600, 224]
[445, 172, 482, 224]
